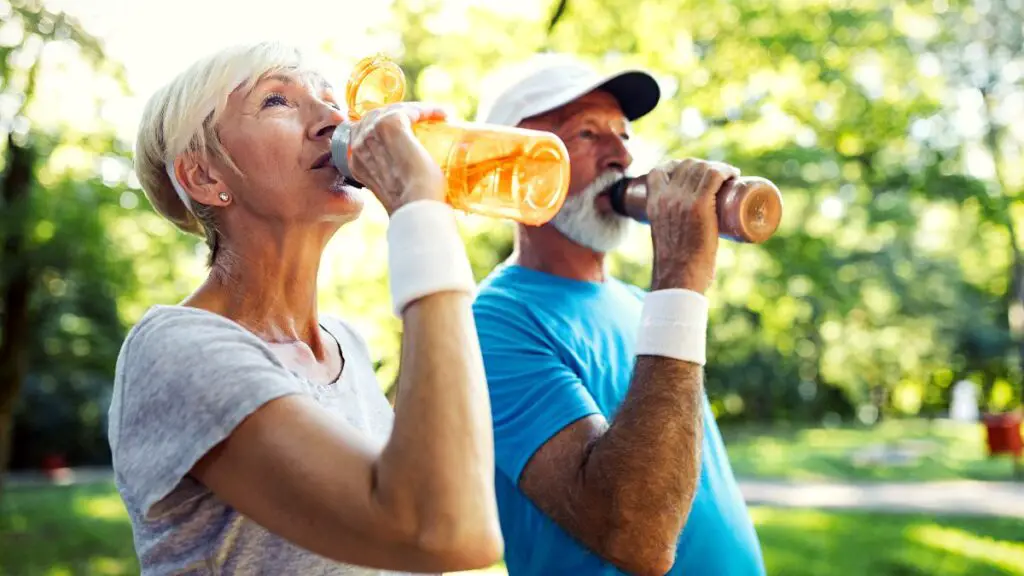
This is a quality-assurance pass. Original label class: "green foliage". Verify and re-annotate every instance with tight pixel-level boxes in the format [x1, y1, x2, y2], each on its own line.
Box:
[10, 165, 142, 468]
[4, 0, 1023, 469]
[374, 0, 1022, 423]
[0, 3, 177, 469]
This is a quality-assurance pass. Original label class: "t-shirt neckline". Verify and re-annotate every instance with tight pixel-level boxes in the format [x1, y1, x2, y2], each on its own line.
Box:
[147, 304, 347, 386]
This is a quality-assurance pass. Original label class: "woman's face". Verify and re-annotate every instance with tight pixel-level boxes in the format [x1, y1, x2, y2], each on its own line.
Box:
[210, 68, 363, 232]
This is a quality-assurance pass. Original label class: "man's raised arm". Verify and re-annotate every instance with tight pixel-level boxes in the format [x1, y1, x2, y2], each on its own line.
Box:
[516, 158, 737, 576]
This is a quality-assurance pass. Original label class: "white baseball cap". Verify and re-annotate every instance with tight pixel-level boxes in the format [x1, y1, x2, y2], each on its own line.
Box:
[475, 53, 661, 127]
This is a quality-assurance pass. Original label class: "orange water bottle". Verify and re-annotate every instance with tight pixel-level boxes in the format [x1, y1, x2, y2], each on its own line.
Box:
[330, 55, 571, 226]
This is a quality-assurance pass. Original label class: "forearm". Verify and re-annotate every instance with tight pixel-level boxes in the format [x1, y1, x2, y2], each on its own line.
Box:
[373, 290, 499, 554]
[584, 355, 704, 569]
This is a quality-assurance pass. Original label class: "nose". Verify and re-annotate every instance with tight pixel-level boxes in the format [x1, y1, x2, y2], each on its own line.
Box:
[601, 135, 632, 173]
[309, 102, 345, 140]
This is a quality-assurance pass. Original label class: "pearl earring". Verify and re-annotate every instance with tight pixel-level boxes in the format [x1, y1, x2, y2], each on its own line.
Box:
[218, 192, 230, 202]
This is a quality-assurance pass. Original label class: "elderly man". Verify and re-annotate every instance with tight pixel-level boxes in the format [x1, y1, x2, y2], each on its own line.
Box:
[471, 54, 765, 575]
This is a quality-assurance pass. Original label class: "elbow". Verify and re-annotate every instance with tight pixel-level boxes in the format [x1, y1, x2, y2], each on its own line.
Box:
[609, 549, 676, 576]
[414, 513, 505, 571]
[601, 527, 677, 576]
[373, 461, 503, 570]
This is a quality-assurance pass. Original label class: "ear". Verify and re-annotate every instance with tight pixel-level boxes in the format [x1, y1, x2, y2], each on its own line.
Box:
[172, 154, 231, 207]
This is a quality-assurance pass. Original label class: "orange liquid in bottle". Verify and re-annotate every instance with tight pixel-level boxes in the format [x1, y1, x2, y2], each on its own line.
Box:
[344, 55, 570, 226]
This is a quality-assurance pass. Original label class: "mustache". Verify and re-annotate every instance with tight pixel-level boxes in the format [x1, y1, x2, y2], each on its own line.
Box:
[583, 170, 628, 200]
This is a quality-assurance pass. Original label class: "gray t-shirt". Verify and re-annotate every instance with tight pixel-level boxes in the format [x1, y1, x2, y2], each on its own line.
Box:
[107, 305, 422, 575]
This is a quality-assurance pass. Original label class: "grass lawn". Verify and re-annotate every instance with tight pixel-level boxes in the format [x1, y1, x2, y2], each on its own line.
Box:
[721, 418, 1021, 482]
[1, 483, 137, 575]
[752, 507, 1024, 575]
[2, 482, 1023, 575]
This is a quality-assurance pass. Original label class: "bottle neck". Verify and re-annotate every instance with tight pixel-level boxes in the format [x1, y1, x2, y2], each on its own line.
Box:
[607, 177, 649, 223]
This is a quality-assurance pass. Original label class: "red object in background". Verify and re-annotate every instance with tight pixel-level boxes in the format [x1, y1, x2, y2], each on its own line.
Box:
[40, 453, 73, 484]
[41, 454, 66, 472]
[983, 412, 1023, 458]
[41, 450, 66, 473]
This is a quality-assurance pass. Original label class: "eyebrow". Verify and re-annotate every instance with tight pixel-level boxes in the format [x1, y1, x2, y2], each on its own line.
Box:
[247, 72, 333, 97]
[575, 115, 631, 131]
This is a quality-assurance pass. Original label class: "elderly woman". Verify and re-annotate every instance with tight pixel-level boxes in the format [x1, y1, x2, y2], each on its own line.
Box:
[107, 42, 503, 574]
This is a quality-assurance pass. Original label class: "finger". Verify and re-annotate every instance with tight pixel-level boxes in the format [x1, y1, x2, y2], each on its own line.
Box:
[678, 160, 706, 202]
[668, 158, 696, 190]
[399, 102, 448, 123]
[696, 161, 745, 203]
[347, 141, 375, 190]
[346, 126, 369, 178]
[349, 128, 390, 191]
[695, 165, 728, 204]
[350, 107, 383, 144]
[361, 132, 392, 185]
[646, 160, 675, 186]
[376, 109, 414, 140]
[361, 110, 420, 167]
[712, 161, 741, 180]
[647, 168, 671, 190]
[375, 110, 433, 165]
[412, 104, 449, 122]
[653, 158, 682, 175]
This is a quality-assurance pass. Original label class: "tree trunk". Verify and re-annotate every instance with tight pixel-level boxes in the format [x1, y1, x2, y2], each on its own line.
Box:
[1012, 258, 1024, 408]
[0, 135, 37, 502]
[981, 88, 1024, 410]
[998, 194, 1024, 411]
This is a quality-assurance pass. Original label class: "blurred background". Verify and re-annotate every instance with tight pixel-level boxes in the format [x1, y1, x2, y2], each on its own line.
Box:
[2, 0, 1023, 573]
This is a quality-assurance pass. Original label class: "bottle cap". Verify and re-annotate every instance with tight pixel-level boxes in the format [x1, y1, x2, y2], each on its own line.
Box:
[331, 55, 408, 183]
[719, 177, 783, 243]
[345, 54, 407, 121]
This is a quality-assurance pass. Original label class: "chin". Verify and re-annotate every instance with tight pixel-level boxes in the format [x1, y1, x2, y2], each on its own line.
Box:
[326, 172, 365, 199]
[551, 185, 631, 253]
[323, 186, 365, 220]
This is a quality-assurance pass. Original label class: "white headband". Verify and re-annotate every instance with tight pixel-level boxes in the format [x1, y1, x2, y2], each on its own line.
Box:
[165, 159, 196, 216]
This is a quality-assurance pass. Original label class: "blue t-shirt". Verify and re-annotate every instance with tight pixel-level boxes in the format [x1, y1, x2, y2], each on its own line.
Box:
[472, 264, 765, 575]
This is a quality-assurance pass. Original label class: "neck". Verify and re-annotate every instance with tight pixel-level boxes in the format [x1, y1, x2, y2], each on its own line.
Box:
[185, 224, 334, 358]
[512, 224, 607, 283]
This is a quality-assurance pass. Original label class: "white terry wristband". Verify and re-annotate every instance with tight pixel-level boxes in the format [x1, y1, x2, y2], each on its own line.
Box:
[635, 289, 709, 365]
[387, 200, 476, 315]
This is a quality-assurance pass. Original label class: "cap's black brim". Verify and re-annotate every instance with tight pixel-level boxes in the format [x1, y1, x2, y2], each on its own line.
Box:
[598, 71, 661, 121]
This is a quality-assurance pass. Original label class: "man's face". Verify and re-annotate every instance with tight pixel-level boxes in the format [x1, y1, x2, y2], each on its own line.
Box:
[521, 90, 634, 253]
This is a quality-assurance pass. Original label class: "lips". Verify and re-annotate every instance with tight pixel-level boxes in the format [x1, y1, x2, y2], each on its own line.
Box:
[311, 151, 363, 188]
[311, 152, 332, 170]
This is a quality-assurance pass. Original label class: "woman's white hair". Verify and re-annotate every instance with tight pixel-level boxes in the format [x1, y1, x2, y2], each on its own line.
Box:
[134, 41, 309, 263]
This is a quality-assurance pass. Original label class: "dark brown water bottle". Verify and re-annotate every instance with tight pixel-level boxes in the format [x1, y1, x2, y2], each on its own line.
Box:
[606, 175, 784, 243]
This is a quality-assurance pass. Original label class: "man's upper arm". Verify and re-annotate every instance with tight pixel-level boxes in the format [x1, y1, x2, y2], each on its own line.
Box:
[473, 294, 621, 553]
[472, 295, 602, 484]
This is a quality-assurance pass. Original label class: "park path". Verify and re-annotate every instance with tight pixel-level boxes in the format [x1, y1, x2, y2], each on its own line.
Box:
[740, 478, 1024, 519]
[5, 467, 1024, 519]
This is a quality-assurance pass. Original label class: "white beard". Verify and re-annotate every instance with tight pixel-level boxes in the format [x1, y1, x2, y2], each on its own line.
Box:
[550, 170, 633, 253]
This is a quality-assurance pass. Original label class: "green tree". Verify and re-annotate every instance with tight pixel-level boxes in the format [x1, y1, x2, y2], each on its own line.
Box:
[1, 0, 102, 495]
[367, 0, 1018, 422]
[0, 1, 163, 497]
[922, 0, 1024, 404]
